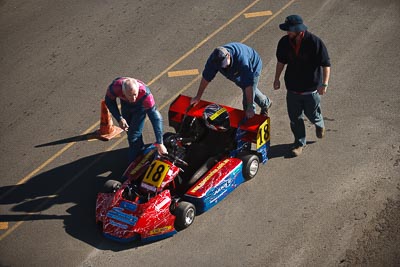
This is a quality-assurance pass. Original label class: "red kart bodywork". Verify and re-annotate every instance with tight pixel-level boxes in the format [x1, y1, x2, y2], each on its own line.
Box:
[168, 95, 270, 163]
[95, 95, 270, 242]
[96, 149, 179, 242]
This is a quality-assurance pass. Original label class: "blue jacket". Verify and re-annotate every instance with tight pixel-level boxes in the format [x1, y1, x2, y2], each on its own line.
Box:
[202, 42, 262, 88]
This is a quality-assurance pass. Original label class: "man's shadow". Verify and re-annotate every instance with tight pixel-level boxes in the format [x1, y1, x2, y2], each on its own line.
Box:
[268, 141, 316, 159]
[0, 148, 151, 250]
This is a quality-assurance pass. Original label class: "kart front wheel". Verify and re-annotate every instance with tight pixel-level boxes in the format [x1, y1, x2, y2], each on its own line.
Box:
[240, 154, 259, 180]
[174, 201, 196, 230]
[102, 180, 121, 193]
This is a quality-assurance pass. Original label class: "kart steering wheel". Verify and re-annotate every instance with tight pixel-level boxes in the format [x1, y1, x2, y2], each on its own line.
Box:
[160, 153, 188, 167]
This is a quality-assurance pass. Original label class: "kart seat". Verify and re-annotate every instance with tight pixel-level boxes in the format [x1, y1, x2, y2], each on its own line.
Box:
[186, 156, 219, 188]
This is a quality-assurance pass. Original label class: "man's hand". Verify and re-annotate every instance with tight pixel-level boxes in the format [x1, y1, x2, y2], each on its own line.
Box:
[273, 80, 281, 90]
[119, 118, 129, 131]
[245, 107, 255, 119]
[317, 85, 328, 95]
[190, 96, 200, 106]
[156, 143, 168, 155]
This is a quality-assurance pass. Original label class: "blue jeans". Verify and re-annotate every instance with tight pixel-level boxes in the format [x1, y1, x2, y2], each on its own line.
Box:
[286, 91, 324, 147]
[121, 103, 146, 163]
[241, 76, 271, 111]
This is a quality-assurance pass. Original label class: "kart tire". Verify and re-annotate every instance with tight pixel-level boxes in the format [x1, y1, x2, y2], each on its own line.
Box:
[163, 132, 176, 142]
[174, 201, 196, 230]
[102, 180, 121, 193]
[240, 153, 259, 180]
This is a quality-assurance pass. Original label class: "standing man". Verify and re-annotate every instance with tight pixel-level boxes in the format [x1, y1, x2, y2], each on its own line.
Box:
[105, 77, 167, 163]
[191, 42, 272, 118]
[273, 15, 331, 157]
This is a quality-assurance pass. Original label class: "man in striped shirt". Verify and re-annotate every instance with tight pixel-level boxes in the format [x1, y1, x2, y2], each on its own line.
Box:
[105, 77, 167, 163]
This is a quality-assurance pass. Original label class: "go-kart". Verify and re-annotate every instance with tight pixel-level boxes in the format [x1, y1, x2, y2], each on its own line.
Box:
[95, 95, 270, 242]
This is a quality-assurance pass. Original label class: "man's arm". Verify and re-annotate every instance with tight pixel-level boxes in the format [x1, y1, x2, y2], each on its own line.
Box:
[244, 85, 255, 118]
[105, 95, 121, 120]
[318, 66, 331, 95]
[146, 106, 168, 154]
[105, 91, 129, 131]
[191, 77, 209, 106]
[273, 62, 285, 90]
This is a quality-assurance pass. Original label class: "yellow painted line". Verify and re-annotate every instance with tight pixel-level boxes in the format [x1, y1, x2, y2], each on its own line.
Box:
[18, 124, 97, 187]
[244, 10, 273, 18]
[18, 143, 75, 186]
[0, 222, 8, 230]
[242, 0, 296, 43]
[168, 69, 199, 77]
[1, 221, 25, 241]
[0, 0, 296, 241]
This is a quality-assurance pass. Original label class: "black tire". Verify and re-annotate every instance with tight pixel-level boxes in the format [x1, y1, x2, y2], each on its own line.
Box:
[102, 180, 121, 193]
[163, 132, 176, 151]
[174, 201, 196, 230]
[163, 132, 176, 142]
[240, 153, 260, 180]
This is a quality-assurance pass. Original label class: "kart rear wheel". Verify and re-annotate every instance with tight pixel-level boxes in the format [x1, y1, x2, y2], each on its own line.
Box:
[102, 180, 121, 193]
[240, 154, 259, 180]
[174, 201, 196, 230]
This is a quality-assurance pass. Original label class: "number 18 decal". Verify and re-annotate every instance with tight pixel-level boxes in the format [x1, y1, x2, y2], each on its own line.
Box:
[143, 160, 170, 188]
[256, 118, 270, 149]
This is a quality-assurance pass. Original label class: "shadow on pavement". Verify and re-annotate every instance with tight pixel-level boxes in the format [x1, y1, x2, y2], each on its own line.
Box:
[0, 148, 151, 251]
[0, 140, 315, 251]
[34, 131, 105, 147]
[268, 141, 316, 159]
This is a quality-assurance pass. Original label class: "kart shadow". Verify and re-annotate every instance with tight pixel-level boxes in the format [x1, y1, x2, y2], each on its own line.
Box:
[0, 142, 315, 251]
[0, 148, 154, 251]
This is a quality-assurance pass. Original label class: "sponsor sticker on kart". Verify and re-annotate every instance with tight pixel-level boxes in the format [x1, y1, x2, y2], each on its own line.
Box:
[190, 159, 229, 194]
[256, 117, 270, 149]
[143, 160, 171, 188]
[149, 225, 173, 235]
[107, 207, 138, 226]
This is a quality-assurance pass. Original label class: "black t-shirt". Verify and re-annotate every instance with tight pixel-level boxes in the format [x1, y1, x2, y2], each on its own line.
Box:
[276, 31, 331, 92]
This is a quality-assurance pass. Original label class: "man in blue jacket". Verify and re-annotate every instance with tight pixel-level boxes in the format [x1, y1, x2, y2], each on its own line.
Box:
[191, 42, 272, 118]
[273, 15, 331, 157]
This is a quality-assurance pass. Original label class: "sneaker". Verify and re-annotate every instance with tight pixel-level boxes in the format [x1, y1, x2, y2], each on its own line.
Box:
[316, 126, 326, 139]
[260, 101, 272, 116]
[291, 145, 304, 157]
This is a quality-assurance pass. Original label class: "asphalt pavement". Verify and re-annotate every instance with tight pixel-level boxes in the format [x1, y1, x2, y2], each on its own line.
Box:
[0, 0, 399, 266]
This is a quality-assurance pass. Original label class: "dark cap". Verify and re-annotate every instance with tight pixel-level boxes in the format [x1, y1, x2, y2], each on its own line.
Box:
[211, 46, 229, 68]
[279, 15, 308, 32]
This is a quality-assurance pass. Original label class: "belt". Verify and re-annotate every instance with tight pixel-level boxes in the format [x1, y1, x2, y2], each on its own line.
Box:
[288, 90, 317, 95]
